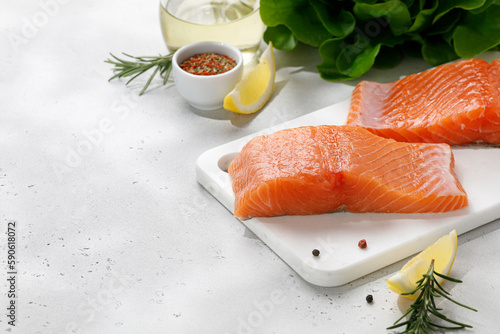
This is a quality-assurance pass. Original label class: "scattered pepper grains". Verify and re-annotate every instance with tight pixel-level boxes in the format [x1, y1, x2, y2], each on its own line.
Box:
[312, 249, 320, 257]
[180, 53, 237, 75]
[358, 239, 367, 249]
[366, 294, 373, 303]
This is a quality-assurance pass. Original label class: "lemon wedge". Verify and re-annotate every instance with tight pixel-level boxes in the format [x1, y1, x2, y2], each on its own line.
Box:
[223, 42, 275, 114]
[387, 229, 458, 299]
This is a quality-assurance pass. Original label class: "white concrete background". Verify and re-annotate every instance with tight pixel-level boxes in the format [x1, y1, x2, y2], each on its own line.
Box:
[1, 1, 499, 333]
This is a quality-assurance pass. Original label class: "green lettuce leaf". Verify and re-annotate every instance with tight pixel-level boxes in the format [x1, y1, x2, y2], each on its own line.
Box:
[310, 0, 356, 37]
[425, 9, 462, 36]
[374, 45, 402, 68]
[318, 24, 405, 80]
[468, 0, 498, 14]
[407, 0, 439, 33]
[335, 37, 382, 78]
[353, 1, 412, 36]
[422, 37, 458, 65]
[453, 5, 500, 58]
[260, 0, 331, 48]
[317, 38, 354, 80]
[260, 0, 500, 81]
[263, 25, 298, 51]
[433, 0, 486, 23]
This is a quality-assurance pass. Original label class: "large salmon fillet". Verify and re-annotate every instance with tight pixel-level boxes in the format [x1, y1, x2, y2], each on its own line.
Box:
[228, 126, 467, 219]
[347, 59, 500, 145]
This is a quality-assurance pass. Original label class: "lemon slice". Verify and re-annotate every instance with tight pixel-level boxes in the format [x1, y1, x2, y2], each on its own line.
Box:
[387, 229, 458, 299]
[223, 42, 275, 114]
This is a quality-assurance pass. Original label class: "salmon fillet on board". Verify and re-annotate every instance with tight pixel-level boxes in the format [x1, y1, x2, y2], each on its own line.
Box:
[228, 125, 467, 220]
[347, 59, 500, 145]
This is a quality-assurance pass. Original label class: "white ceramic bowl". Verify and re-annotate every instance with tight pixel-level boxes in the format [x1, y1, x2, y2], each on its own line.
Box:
[172, 41, 243, 110]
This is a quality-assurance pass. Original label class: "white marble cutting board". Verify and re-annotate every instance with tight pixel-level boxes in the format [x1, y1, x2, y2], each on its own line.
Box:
[196, 99, 500, 287]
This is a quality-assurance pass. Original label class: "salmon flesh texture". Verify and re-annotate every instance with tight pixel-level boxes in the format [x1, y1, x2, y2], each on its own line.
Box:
[347, 59, 500, 145]
[228, 125, 467, 219]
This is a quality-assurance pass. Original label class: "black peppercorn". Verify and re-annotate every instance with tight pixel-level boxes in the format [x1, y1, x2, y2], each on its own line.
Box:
[312, 249, 320, 256]
[366, 294, 373, 303]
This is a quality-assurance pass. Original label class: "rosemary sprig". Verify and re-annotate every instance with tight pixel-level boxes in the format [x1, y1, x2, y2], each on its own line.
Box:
[387, 259, 477, 333]
[105, 53, 174, 95]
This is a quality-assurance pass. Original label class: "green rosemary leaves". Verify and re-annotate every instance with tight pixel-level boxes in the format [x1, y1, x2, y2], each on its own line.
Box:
[105, 53, 174, 96]
[388, 259, 477, 333]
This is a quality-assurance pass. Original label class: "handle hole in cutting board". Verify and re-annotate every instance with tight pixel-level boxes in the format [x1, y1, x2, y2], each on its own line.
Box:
[218, 152, 239, 172]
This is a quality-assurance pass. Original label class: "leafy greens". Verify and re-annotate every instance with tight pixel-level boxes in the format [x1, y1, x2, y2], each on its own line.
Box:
[260, 0, 500, 81]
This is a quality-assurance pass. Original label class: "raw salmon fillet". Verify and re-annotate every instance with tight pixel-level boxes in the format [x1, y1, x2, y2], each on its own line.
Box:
[228, 125, 467, 219]
[347, 59, 500, 145]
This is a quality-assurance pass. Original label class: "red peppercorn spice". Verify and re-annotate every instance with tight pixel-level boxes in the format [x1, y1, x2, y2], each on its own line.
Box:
[180, 53, 237, 76]
[358, 239, 367, 249]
